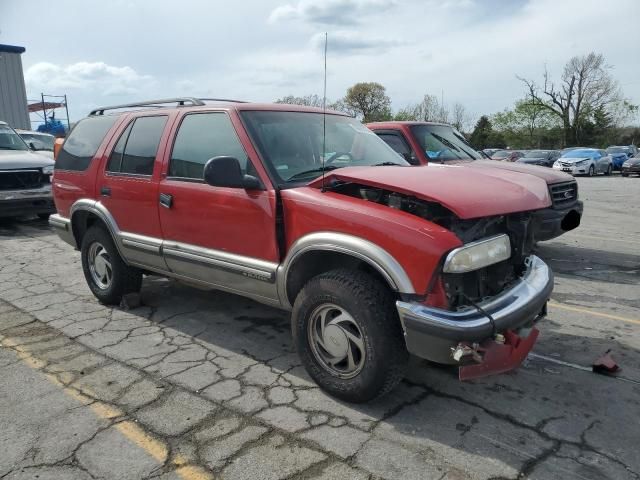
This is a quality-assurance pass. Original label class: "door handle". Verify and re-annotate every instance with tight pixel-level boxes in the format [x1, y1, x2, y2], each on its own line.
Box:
[159, 193, 173, 208]
[100, 186, 111, 197]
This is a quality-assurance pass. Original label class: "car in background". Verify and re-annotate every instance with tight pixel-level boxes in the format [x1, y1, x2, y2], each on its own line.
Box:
[516, 149, 561, 167]
[15, 130, 55, 159]
[606, 146, 637, 170]
[491, 149, 525, 162]
[621, 153, 640, 177]
[482, 148, 501, 157]
[0, 121, 55, 219]
[553, 148, 613, 176]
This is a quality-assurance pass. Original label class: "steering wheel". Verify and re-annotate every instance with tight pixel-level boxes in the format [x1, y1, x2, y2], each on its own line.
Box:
[325, 152, 353, 165]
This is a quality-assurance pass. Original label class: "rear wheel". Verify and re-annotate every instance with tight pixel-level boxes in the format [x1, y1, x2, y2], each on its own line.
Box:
[292, 269, 408, 403]
[81, 225, 142, 305]
[621, 173, 629, 177]
[605, 164, 612, 176]
[588, 165, 595, 177]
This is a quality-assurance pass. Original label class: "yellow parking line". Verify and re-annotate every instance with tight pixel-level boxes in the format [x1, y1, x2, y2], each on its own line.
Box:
[0, 336, 213, 480]
[548, 301, 640, 325]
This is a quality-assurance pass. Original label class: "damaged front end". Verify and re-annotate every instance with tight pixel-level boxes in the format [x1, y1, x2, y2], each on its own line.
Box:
[330, 182, 552, 379]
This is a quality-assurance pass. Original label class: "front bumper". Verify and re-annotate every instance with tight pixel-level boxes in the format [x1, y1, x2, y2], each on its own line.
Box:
[396, 255, 553, 364]
[552, 163, 588, 175]
[621, 165, 640, 175]
[531, 200, 583, 242]
[49, 214, 76, 247]
[0, 185, 55, 218]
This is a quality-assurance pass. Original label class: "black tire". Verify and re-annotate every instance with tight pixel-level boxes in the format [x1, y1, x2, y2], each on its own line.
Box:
[81, 225, 142, 305]
[37, 213, 51, 220]
[292, 269, 408, 403]
[605, 164, 612, 176]
[588, 165, 595, 177]
[621, 173, 629, 177]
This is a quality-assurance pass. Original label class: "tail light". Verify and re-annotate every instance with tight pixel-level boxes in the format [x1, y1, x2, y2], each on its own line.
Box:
[54, 138, 64, 161]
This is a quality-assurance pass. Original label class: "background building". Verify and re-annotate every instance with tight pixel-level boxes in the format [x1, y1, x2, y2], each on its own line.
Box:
[0, 44, 30, 130]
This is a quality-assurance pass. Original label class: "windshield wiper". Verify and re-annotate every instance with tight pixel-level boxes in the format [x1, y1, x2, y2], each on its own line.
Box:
[372, 161, 404, 166]
[287, 165, 341, 180]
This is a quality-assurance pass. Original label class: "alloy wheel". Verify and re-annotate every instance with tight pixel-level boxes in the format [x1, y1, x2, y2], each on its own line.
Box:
[308, 303, 366, 379]
[87, 242, 113, 290]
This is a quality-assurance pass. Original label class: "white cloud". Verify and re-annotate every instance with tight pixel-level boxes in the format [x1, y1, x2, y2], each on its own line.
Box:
[310, 31, 405, 54]
[25, 61, 155, 96]
[269, 0, 396, 25]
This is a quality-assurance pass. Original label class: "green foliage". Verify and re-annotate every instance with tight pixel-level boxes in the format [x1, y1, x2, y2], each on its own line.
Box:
[342, 82, 392, 123]
[469, 116, 506, 149]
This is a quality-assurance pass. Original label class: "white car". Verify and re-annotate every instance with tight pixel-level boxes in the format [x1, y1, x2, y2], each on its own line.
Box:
[553, 148, 613, 176]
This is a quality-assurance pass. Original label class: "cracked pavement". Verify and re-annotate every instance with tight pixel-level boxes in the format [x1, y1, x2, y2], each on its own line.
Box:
[1, 176, 639, 479]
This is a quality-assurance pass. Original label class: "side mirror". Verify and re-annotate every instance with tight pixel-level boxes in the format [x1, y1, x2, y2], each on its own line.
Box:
[203, 156, 262, 190]
[29, 142, 37, 151]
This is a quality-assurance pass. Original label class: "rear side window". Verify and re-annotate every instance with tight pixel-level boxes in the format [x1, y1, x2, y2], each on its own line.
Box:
[169, 113, 248, 179]
[107, 116, 167, 175]
[56, 116, 118, 171]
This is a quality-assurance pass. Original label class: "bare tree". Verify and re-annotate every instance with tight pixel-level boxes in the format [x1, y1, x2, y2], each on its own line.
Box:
[519, 52, 622, 145]
[275, 94, 324, 107]
[397, 94, 450, 123]
[451, 102, 471, 132]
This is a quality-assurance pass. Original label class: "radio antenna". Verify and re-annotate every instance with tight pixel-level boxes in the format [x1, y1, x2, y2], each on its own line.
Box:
[321, 32, 328, 193]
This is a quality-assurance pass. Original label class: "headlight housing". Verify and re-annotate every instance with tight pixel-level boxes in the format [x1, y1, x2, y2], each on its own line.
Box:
[443, 234, 511, 273]
[575, 159, 587, 165]
[42, 165, 54, 175]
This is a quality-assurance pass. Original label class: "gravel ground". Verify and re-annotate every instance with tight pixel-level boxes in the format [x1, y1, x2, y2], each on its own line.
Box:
[0, 174, 638, 480]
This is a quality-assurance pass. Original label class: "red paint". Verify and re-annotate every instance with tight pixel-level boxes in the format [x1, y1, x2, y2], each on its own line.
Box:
[366, 121, 575, 186]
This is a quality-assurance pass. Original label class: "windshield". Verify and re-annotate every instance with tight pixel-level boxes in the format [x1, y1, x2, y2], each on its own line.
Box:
[524, 150, 549, 158]
[561, 149, 597, 158]
[0, 125, 30, 151]
[606, 147, 628, 154]
[410, 124, 481, 161]
[240, 111, 407, 184]
[18, 133, 55, 151]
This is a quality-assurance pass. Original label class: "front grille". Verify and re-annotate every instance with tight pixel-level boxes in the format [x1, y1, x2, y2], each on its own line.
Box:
[0, 170, 43, 190]
[549, 181, 577, 208]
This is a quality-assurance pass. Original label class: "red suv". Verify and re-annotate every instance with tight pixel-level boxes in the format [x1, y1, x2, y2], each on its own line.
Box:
[367, 121, 582, 241]
[51, 98, 554, 402]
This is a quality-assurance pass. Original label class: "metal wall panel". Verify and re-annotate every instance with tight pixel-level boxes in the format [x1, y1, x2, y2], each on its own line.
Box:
[0, 51, 30, 130]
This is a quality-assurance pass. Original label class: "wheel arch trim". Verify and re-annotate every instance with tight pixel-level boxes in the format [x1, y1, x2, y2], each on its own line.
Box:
[278, 231, 415, 308]
[70, 199, 128, 262]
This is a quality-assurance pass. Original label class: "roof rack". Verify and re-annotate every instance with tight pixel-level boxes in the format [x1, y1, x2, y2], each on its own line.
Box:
[89, 97, 205, 116]
[198, 98, 248, 103]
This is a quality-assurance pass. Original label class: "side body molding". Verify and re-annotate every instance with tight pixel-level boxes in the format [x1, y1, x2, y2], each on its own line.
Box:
[278, 231, 416, 308]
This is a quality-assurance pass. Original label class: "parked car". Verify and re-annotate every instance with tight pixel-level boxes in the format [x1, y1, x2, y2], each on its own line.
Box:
[482, 148, 501, 157]
[606, 146, 637, 170]
[0, 121, 55, 219]
[490, 149, 525, 162]
[553, 148, 613, 176]
[367, 121, 582, 242]
[15, 129, 55, 159]
[51, 98, 556, 402]
[621, 153, 640, 177]
[516, 149, 561, 167]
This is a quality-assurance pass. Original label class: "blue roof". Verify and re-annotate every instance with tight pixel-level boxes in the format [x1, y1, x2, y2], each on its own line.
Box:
[0, 44, 26, 54]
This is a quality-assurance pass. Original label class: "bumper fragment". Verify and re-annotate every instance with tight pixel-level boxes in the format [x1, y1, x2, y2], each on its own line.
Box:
[396, 255, 552, 365]
[49, 214, 76, 248]
[532, 200, 583, 241]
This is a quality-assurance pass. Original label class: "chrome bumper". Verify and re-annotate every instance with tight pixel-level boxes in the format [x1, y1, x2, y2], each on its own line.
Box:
[396, 255, 553, 363]
[49, 214, 76, 248]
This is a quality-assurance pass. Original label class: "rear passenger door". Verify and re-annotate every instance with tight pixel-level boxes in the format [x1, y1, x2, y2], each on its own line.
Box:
[98, 114, 169, 270]
[157, 111, 280, 303]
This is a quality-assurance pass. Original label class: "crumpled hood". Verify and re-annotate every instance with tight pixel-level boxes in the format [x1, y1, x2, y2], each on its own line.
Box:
[0, 149, 54, 170]
[466, 160, 573, 183]
[309, 164, 551, 219]
[557, 157, 590, 164]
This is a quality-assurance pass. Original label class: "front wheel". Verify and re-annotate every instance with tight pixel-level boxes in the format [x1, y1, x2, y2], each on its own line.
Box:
[588, 165, 595, 177]
[605, 164, 612, 176]
[81, 225, 142, 305]
[292, 269, 408, 403]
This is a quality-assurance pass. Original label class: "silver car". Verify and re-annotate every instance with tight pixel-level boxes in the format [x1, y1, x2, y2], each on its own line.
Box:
[552, 148, 613, 176]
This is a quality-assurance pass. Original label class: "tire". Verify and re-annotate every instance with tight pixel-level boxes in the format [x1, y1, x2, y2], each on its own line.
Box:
[37, 213, 50, 220]
[588, 165, 595, 177]
[292, 268, 408, 403]
[605, 164, 612, 176]
[81, 225, 142, 305]
[621, 173, 629, 177]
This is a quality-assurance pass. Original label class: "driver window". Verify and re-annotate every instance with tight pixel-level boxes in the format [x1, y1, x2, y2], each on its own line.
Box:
[169, 113, 251, 180]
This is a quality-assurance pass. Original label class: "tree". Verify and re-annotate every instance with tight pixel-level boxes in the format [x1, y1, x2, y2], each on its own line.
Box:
[469, 116, 506, 149]
[519, 52, 623, 146]
[396, 94, 449, 123]
[451, 102, 471, 133]
[492, 99, 559, 148]
[275, 94, 324, 107]
[342, 82, 392, 122]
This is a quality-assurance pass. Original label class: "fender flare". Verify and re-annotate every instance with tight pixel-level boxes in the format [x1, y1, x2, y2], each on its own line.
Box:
[277, 231, 415, 308]
[70, 199, 128, 261]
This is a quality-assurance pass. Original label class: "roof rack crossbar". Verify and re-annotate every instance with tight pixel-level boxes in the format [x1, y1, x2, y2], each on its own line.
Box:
[89, 97, 205, 115]
[198, 98, 248, 103]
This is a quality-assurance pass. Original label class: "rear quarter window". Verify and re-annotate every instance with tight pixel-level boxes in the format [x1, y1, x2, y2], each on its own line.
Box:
[56, 116, 118, 171]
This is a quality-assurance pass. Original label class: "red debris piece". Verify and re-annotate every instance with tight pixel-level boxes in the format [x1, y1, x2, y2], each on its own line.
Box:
[592, 350, 620, 375]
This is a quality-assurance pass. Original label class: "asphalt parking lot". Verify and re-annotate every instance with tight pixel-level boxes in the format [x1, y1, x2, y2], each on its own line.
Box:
[1, 174, 639, 480]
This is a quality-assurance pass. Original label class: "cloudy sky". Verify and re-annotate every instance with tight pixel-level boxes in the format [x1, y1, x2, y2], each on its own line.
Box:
[1, 0, 639, 125]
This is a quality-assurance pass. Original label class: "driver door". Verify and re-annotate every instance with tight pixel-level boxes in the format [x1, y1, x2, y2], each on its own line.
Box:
[157, 111, 280, 303]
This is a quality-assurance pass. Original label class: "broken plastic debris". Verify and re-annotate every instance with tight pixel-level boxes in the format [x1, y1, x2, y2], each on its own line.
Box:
[592, 350, 620, 376]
